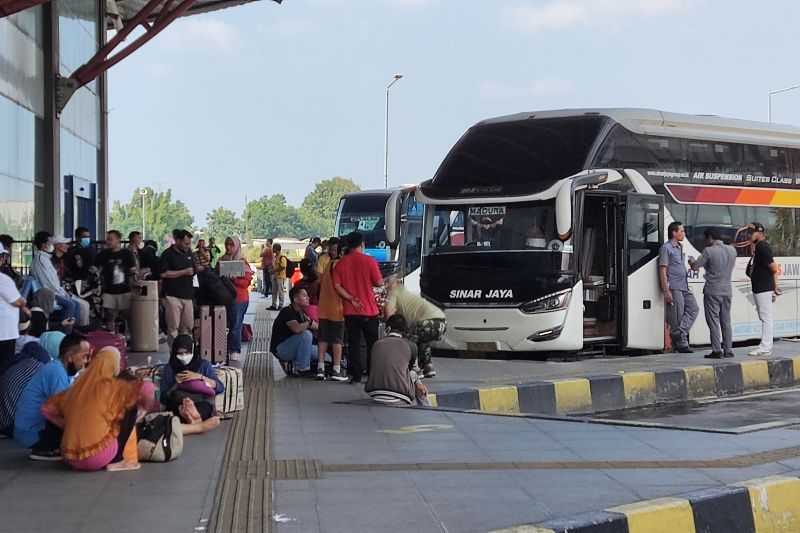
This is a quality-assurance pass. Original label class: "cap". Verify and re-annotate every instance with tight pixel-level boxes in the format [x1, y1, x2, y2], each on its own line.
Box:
[751, 222, 766, 233]
[0, 242, 6, 255]
[53, 236, 71, 245]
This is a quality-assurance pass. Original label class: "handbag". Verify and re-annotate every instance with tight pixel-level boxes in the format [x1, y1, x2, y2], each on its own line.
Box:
[136, 412, 184, 462]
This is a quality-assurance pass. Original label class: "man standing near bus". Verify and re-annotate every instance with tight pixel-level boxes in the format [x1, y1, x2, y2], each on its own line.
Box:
[747, 222, 780, 356]
[659, 221, 698, 353]
[689, 229, 737, 359]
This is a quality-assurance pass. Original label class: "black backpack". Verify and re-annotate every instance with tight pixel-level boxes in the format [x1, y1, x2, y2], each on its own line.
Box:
[284, 258, 297, 279]
[197, 269, 236, 306]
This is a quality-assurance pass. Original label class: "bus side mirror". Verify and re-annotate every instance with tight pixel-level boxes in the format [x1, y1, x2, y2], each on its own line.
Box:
[556, 181, 572, 241]
[385, 190, 404, 247]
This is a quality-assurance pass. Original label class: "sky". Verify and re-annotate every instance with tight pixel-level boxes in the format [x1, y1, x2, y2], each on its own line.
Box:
[108, 0, 800, 225]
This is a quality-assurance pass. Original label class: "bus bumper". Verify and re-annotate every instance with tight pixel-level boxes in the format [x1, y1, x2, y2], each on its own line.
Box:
[435, 281, 584, 352]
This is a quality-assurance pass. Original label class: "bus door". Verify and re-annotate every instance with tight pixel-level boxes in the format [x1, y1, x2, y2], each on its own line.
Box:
[622, 193, 665, 350]
[579, 191, 623, 342]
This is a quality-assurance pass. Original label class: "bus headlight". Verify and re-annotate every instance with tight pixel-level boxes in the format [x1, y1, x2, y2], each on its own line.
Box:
[520, 289, 571, 314]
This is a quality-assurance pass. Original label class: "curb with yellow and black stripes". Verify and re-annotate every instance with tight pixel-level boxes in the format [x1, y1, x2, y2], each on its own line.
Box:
[427, 356, 800, 415]
[492, 475, 800, 533]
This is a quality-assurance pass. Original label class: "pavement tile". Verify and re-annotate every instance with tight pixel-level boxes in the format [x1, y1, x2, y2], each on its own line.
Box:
[315, 501, 443, 533]
[430, 500, 552, 533]
[699, 462, 796, 483]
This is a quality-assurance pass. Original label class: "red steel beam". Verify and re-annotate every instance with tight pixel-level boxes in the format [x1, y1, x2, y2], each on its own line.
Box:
[56, 0, 197, 113]
[0, 0, 49, 18]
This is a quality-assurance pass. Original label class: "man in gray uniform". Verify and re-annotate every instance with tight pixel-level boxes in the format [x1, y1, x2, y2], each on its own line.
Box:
[689, 229, 737, 359]
[659, 221, 698, 353]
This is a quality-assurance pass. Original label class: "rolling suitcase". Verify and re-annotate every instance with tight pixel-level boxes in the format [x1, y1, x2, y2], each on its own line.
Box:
[199, 305, 228, 364]
[86, 330, 128, 369]
[215, 366, 244, 417]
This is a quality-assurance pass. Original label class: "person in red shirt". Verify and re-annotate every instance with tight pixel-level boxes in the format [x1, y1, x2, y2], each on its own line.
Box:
[333, 232, 383, 384]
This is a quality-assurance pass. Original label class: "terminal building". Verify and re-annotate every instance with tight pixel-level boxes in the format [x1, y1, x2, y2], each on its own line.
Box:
[0, 0, 280, 243]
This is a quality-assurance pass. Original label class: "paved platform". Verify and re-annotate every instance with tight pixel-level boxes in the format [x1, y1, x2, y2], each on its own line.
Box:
[427, 340, 800, 393]
[4, 292, 800, 533]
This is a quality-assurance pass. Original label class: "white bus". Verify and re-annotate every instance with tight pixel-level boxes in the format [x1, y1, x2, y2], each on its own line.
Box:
[416, 108, 800, 354]
[334, 186, 423, 292]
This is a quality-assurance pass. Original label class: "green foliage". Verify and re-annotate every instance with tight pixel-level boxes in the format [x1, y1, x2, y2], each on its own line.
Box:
[206, 207, 243, 244]
[198, 176, 362, 243]
[242, 244, 263, 264]
[109, 188, 193, 247]
[299, 177, 361, 236]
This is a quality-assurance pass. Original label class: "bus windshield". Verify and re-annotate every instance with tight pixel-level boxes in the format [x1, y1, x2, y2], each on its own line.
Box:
[336, 194, 391, 260]
[427, 201, 570, 254]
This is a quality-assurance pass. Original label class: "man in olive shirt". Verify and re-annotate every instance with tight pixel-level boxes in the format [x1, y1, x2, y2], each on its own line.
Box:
[384, 275, 446, 378]
[689, 229, 737, 359]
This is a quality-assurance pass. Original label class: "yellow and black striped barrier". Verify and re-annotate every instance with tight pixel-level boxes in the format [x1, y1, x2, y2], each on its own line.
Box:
[430, 357, 800, 416]
[492, 475, 800, 532]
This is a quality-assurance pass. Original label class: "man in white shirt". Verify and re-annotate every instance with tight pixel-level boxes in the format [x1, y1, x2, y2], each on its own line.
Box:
[0, 243, 31, 362]
[30, 231, 81, 325]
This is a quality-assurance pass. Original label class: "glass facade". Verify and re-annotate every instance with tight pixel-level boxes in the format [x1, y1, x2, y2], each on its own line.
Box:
[58, 0, 101, 237]
[0, 8, 44, 241]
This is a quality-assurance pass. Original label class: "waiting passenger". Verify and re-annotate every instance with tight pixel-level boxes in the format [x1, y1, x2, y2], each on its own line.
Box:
[746, 222, 780, 357]
[658, 221, 698, 353]
[31, 231, 82, 326]
[160, 335, 224, 426]
[14, 333, 90, 460]
[39, 330, 66, 361]
[365, 314, 429, 405]
[0, 343, 51, 438]
[270, 287, 316, 377]
[42, 347, 143, 472]
[384, 274, 446, 378]
[218, 237, 253, 361]
[95, 230, 137, 333]
[315, 237, 347, 382]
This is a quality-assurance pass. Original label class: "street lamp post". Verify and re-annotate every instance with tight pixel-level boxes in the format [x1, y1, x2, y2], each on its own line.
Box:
[768, 84, 800, 123]
[384, 73, 403, 188]
[139, 188, 148, 240]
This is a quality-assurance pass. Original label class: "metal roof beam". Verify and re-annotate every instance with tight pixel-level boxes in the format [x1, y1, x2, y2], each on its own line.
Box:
[56, 0, 197, 114]
[0, 0, 48, 18]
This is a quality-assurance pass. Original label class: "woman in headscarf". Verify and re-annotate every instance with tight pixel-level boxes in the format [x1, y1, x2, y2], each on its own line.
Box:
[42, 347, 143, 471]
[159, 334, 223, 425]
[39, 330, 65, 361]
[217, 237, 253, 361]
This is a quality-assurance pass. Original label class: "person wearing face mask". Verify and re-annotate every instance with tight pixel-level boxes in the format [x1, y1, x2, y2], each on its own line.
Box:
[159, 335, 224, 422]
[31, 231, 81, 326]
[14, 333, 90, 460]
[65, 227, 96, 283]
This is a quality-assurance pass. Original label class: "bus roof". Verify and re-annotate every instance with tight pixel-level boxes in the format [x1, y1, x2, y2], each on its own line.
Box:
[477, 108, 800, 150]
[341, 185, 417, 199]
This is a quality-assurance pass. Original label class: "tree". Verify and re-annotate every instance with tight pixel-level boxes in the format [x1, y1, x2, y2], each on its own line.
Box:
[205, 207, 243, 244]
[243, 194, 306, 239]
[300, 177, 361, 236]
[109, 188, 194, 248]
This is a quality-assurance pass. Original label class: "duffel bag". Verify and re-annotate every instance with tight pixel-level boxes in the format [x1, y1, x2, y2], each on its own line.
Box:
[136, 412, 183, 462]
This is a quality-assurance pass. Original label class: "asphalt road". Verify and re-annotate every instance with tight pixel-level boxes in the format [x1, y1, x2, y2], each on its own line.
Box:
[592, 387, 800, 433]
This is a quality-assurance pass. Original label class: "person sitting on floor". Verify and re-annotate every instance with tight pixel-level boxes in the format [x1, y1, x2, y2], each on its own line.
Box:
[365, 314, 429, 406]
[0, 342, 51, 437]
[270, 286, 317, 377]
[160, 334, 223, 432]
[38, 330, 65, 361]
[13, 333, 89, 460]
[42, 347, 145, 471]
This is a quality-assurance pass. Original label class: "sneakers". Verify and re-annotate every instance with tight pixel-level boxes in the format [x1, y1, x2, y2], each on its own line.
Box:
[329, 368, 348, 382]
[704, 352, 723, 359]
[423, 363, 437, 378]
[316, 366, 326, 381]
[29, 449, 62, 462]
[748, 349, 771, 357]
[723, 352, 735, 358]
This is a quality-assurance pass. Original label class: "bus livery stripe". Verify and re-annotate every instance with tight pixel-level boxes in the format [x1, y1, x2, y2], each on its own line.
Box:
[666, 183, 800, 208]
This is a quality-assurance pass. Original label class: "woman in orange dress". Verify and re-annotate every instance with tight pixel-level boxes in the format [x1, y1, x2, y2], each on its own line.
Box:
[43, 347, 144, 471]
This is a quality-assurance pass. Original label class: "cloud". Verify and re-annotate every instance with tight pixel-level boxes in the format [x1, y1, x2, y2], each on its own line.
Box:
[503, 0, 690, 32]
[159, 17, 243, 53]
[479, 79, 575, 100]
